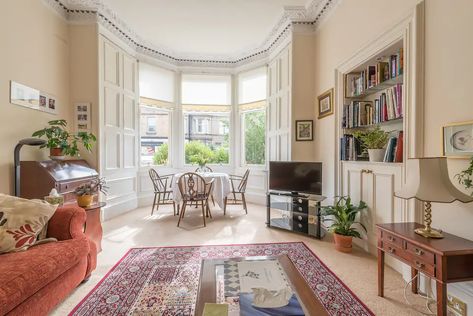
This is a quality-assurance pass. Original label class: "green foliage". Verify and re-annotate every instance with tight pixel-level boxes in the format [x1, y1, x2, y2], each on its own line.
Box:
[321, 196, 367, 238]
[32, 119, 96, 157]
[213, 146, 229, 164]
[185, 141, 229, 165]
[455, 157, 473, 196]
[74, 177, 108, 196]
[244, 111, 265, 165]
[153, 143, 169, 165]
[353, 126, 389, 149]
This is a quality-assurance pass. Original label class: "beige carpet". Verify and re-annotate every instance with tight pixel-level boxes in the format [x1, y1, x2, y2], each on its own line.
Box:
[52, 203, 432, 315]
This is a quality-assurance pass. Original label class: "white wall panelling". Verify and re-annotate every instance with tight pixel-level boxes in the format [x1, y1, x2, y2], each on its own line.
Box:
[99, 34, 139, 219]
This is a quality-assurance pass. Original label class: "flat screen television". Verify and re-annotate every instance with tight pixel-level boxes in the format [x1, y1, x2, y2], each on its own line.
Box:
[269, 161, 322, 195]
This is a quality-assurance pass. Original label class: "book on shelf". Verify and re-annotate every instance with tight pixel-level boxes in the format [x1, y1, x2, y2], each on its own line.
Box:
[383, 131, 403, 163]
[342, 83, 403, 128]
[340, 134, 365, 161]
[345, 48, 404, 97]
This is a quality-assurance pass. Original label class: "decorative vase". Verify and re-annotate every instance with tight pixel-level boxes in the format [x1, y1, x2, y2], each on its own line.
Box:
[49, 148, 65, 160]
[367, 148, 386, 162]
[333, 233, 353, 253]
[77, 195, 94, 207]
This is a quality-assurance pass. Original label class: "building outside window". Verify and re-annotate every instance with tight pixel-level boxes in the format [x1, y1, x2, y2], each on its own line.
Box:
[181, 74, 231, 165]
[238, 67, 267, 165]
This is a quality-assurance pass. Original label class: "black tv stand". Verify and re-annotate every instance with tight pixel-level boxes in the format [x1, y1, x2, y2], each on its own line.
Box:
[266, 191, 326, 239]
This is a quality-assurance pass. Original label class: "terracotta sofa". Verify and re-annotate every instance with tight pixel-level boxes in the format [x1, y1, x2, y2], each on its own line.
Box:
[0, 206, 97, 316]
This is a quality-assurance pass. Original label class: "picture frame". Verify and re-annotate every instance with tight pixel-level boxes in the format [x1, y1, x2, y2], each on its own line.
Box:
[317, 88, 334, 119]
[442, 120, 473, 158]
[75, 102, 91, 131]
[10, 81, 40, 110]
[295, 120, 313, 141]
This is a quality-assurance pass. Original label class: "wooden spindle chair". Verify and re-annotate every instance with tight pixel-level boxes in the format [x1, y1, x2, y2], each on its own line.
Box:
[224, 169, 250, 215]
[177, 172, 214, 227]
[194, 166, 216, 206]
[149, 169, 177, 216]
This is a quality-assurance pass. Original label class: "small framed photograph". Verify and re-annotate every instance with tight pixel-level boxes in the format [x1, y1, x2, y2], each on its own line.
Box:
[318, 88, 334, 119]
[10, 81, 40, 110]
[75, 102, 91, 131]
[295, 120, 313, 141]
[443, 121, 473, 158]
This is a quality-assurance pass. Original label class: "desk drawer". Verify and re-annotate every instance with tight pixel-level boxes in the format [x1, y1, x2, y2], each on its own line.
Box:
[382, 242, 403, 258]
[405, 242, 435, 265]
[410, 257, 435, 277]
[381, 231, 403, 248]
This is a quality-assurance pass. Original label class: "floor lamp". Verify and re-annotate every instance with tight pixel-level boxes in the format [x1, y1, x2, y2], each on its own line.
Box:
[14, 138, 46, 197]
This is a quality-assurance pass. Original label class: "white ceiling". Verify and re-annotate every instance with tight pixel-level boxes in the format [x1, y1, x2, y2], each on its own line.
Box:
[99, 0, 308, 57]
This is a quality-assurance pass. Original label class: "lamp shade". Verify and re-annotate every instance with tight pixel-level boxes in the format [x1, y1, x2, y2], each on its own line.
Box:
[395, 157, 473, 203]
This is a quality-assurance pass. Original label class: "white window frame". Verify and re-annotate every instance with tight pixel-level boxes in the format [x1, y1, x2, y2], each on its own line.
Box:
[240, 107, 267, 168]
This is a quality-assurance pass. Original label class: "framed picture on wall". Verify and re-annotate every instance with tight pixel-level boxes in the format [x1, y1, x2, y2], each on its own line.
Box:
[295, 120, 313, 141]
[317, 88, 334, 119]
[443, 121, 473, 158]
[10, 81, 40, 110]
[75, 102, 91, 131]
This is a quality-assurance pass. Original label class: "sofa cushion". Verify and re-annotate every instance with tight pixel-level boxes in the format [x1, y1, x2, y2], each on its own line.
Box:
[0, 237, 89, 315]
[0, 194, 57, 254]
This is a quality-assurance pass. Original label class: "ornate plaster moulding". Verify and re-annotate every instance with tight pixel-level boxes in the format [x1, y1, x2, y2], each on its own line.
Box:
[43, 0, 338, 68]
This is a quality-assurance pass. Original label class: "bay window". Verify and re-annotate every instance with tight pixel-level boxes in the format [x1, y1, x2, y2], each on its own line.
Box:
[238, 67, 267, 165]
[139, 63, 175, 166]
[181, 74, 231, 165]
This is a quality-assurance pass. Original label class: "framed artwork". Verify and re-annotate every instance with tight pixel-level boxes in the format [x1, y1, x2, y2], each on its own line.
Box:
[42, 93, 57, 115]
[295, 120, 313, 141]
[443, 121, 473, 158]
[318, 88, 334, 119]
[75, 102, 91, 131]
[10, 81, 40, 110]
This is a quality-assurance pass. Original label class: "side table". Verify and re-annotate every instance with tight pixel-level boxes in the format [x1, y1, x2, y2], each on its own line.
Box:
[82, 202, 106, 253]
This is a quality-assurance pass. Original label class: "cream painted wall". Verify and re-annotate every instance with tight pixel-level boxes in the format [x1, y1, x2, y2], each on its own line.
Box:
[0, 0, 71, 194]
[292, 32, 316, 161]
[313, 0, 473, 239]
[69, 24, 99, 169]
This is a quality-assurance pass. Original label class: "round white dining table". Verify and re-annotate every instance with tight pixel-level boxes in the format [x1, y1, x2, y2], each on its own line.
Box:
[172, 172, 231, 209]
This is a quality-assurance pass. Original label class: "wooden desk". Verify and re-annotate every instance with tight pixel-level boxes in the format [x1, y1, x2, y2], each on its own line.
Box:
[377, 222, 473, 316]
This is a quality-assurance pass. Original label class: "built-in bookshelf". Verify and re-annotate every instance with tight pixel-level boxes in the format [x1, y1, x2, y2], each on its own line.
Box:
[340, 41, 404, 163]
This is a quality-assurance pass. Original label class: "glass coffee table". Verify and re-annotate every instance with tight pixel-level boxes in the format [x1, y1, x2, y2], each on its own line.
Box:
[195, 255, 328, 316]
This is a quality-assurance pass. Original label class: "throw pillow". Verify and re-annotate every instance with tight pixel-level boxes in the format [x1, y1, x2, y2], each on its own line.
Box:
[0, 194, 57, 254]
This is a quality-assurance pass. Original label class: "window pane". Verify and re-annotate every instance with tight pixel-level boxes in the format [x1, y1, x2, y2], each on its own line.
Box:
[244, 110, 266, 165]
[184, 112, 229, 164]
[181, 74, 231, 105]
[239, 67, 267, 104]
[140, 106, 169, 165]
[139, 63, 175, 102]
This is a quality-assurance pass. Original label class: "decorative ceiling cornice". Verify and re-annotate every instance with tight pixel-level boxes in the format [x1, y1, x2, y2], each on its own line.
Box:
[42, 0, 338, 68]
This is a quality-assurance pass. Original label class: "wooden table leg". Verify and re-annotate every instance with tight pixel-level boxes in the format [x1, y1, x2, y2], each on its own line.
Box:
[378, 248, 384, 297]
[436, 281, 447, 316]
[411, 267, 418, 294]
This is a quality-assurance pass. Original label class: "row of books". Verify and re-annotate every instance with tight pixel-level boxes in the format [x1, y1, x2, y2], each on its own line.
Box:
[342, 84, 403, 128]
[340, 131, 404, 162]
[346, 48, 403, 97]
[384, 131, 404, 163]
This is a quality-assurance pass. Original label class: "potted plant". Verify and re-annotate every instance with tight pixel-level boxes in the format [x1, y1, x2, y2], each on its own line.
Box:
[32, 119, 96, 159]
[74, 178, 107, 207]
[321, 196, 367, 253]
[353, 127, 389, 162]
[190, 153, 212, 171]
[455, 157, 473, 196]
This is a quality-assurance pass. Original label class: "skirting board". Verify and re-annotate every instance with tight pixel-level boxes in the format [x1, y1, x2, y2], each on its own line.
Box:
[101, 198, 138, 221]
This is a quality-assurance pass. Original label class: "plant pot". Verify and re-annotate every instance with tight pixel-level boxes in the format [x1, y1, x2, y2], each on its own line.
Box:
[367, 148, 386, 162]
[50, 148, 64, 159]
[77, 195, 94, 208]
[333, 233, 353, 253]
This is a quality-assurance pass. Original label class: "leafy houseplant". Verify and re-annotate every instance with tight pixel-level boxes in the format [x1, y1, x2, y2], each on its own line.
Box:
[32, 119, 96, 158]
[455, 157, 473, 196]
[74, 178, 108, 207]
[353, 127, 390, 162]
[321, 196, 367, 253]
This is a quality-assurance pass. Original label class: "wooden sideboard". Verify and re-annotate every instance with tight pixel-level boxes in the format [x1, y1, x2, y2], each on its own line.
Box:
[377, 222, 473, 315]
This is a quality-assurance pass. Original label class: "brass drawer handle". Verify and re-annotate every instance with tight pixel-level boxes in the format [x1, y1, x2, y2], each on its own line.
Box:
[388, 236, 395, 242]
[414, 248, 424, 256]
[388, 247, 395, 254]
[415, 261, 424, 269]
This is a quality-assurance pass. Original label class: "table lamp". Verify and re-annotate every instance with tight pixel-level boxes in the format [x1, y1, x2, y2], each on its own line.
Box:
[395, 157, 473, 238]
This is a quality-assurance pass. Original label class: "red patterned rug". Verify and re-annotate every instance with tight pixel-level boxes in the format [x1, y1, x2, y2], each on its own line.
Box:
[70, 242, 373, 316]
